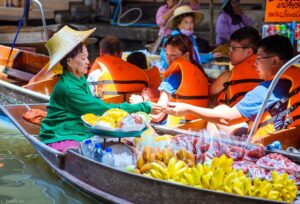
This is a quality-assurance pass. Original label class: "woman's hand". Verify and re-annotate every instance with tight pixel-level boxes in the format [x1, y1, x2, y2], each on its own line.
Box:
[129, 94, 143, 104]
[165, 102, 190, 116]
[213, 52, 224, 58]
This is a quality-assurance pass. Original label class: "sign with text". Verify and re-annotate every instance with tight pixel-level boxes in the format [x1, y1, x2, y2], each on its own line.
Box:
[265, 0, 300, 22]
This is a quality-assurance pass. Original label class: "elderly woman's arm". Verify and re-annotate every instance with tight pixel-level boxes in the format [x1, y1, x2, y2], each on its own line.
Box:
[65, 87, 152, 116]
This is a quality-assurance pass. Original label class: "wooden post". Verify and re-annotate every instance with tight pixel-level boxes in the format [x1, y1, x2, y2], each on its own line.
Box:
[24, 0, 30, 26]
[209, 0, 214, 44]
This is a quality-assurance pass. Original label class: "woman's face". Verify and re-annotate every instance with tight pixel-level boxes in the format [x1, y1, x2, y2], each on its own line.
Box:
[166, 0, 178, 8]
[230, 0, 240, 7]
[255, 48, 277, 80]
[165, 44, 184, 65]
[67, 45, 90, 78]
[177, 16, 194, 32]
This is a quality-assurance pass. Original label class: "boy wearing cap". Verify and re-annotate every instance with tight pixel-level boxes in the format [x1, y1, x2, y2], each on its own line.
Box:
[216, 0, 253, 45]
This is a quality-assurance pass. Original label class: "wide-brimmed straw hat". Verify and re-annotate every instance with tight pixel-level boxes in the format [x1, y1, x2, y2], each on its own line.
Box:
[46, 25, 96, 71]
[168, 5, 204, 30]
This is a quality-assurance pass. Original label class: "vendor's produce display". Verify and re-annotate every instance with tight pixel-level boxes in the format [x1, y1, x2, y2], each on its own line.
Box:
[81, 108, 300, 203]
[132, 134, 300, 203]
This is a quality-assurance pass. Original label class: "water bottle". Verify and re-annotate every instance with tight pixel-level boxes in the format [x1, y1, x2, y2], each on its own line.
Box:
[267, 141, 282, 151]
[94, 143, 103, 162]
[82, 139, 94, 159]
[102, 147, 115, 167]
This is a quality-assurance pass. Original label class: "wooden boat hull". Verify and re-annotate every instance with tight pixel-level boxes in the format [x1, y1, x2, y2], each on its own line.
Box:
[1, 103, 289, 204]
[0, 80, 49, 105]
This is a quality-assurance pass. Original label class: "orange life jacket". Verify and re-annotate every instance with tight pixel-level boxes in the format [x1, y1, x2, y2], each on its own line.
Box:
[218, 55, 263, 107]
[164, 57, 208, 120]
[89, 55, 149, 101]
[249, 65, 300, 142]
[144, 66, 161, 90]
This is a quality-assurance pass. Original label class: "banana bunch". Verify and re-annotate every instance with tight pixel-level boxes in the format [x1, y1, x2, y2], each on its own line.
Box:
[103, 108, 128, 125]
[137, 146, 175, 171]
[142, 157, 188, 181]
[248, 171, 298, 202]
[139, 154, 298, 203]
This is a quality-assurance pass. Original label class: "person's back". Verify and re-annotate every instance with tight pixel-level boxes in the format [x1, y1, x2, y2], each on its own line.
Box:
[127, 51, 161, 90]
[88, 36, 149, 100]
[210, 26, 261, 107]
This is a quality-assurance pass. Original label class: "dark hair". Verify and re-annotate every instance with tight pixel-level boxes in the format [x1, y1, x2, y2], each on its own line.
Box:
[60, 42, 84, 69]
[164, 34, 207, 78]
[127, 52, 148, 70]
[257, 35, 294, 62]
[99, 35, 123, 55]
[223, 0, 243, 26]
[174, 13, 195, 28]
[230, 26, 261, 53]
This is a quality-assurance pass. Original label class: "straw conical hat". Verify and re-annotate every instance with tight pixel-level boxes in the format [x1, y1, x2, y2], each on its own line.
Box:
[46, 25, 96, 71]
[168, 6, 204, 30]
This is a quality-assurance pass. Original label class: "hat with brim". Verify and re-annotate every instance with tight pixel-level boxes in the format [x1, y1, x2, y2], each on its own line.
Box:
[168, 5, 204, 30]
[46, 25, 96, 71]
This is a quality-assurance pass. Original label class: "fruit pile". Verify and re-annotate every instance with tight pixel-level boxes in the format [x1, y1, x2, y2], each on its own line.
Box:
[136, 150, 298, 202]
[82, 109, 146, 131]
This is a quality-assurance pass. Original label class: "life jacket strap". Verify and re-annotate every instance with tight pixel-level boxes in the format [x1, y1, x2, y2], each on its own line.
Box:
[88, 80, 148, 87]
[172, 94, 208, 100]
[258, 101, 300, 129]
[223, 79, 263, 89]
[219, 91, 247, 106]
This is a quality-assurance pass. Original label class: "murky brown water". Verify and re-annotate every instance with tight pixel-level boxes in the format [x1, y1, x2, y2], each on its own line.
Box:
[0, 114, 98, 204]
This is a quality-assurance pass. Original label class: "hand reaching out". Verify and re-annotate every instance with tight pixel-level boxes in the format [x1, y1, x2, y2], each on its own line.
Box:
[165, 102, 190, 116]
[151, 102, 164, 115]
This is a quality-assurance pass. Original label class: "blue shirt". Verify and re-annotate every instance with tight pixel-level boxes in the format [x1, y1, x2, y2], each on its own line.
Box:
[235, 79, 291, 129]
[158, 72, 182, 95]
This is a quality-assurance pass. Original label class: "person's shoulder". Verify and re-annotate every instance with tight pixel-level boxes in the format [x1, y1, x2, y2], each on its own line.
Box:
[157, 5, 167, 12]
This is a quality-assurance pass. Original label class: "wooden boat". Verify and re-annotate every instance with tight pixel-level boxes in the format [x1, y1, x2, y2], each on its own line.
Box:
[0, 44, 54, 104]
[2, 101, 298, 204]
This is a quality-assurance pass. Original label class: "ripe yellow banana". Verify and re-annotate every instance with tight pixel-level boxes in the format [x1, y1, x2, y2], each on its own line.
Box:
[191, 167, 201, 185]
[172, 166, 188, 179]
[201, 171, 213, 188]
[167, 157, 177, 175]
[174, 160, 186, 171]
[183, 172, 195, 186]
[149, 169, 162, 179]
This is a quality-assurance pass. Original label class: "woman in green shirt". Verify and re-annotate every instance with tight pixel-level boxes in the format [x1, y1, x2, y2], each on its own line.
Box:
[40, 26, 161, 152]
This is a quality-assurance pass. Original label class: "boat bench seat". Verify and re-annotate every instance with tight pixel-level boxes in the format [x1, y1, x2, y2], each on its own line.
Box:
[7, 68, 34, 82]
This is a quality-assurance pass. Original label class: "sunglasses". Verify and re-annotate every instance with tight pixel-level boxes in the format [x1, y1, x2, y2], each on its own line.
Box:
[165, 35, 190, 50]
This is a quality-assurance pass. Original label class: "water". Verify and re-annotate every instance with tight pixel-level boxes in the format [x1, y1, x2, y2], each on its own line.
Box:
[0, 114, 98, 204]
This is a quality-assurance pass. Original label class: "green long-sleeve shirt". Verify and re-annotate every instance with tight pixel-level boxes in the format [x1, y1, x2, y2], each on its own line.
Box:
[39, 70, 152, 144]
